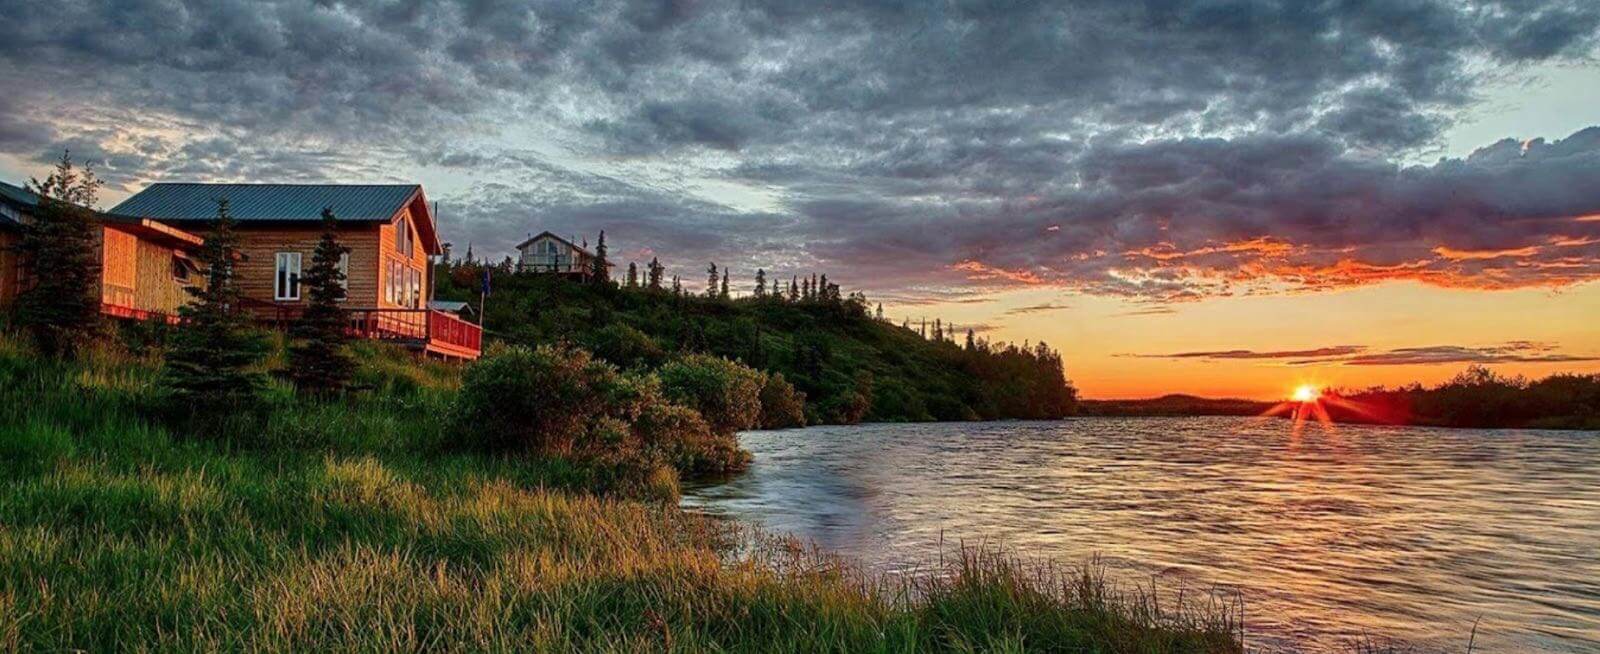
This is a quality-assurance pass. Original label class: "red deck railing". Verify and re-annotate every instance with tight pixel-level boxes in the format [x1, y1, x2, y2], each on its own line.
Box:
[242, 300, 481, 359]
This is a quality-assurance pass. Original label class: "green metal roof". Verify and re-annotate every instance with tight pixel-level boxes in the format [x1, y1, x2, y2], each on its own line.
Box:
[109, 183, 420, 223]
[0, 180, 40, 207]
[0, 180, 39, 227]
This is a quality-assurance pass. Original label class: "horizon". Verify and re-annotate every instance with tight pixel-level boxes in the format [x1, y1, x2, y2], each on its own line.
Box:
[3, 1, 1597, 400]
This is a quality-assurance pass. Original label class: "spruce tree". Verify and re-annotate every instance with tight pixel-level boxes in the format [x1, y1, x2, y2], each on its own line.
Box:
[966, 329, 977, 351]
[591, 230, 609, 283]
[15, 152, 103, 357]
[647, 257, 664, 290]
[706, 263, 719, 297]
[876, 303, 884, 321]
[754, 268, 767, 297]
[626, 262, 639, 288]
[789, 276, 799, 302]
[165, 199, 268, 415]
[720, 269, 730, 299]
[286, 208, 354, 395]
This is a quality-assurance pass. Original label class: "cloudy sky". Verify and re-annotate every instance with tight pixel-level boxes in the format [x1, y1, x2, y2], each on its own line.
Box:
[2, 0, 1598, 397]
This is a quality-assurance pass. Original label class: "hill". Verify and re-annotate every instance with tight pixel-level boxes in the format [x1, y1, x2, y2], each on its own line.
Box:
[434, 263, 1078, 424]
[1078, 394, 1275, 417]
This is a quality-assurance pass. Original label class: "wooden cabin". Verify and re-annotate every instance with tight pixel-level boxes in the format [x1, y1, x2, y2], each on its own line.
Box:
[110, 183, 480, 360]
[515, 231, 612, 281]
[0, 180, 203, 321]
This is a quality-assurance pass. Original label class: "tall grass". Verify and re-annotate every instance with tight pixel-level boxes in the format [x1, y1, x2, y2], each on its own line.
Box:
[0, 331, 1242, 652]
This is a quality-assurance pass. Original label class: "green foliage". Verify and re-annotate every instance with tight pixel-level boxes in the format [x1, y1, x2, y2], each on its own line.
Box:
[582, 322, 665, 369]
[0, 330, 1243, 653]
[1328, 365, 1600, 429]
[13, 152, 103, 357]
[658, 353, 765, 436]
[453, 344, 748, 480]
[163, 199, 269, 420]
[434, 264, 1079, 424]
[286, 209, 354, 395]
[759, 372, 807, 429]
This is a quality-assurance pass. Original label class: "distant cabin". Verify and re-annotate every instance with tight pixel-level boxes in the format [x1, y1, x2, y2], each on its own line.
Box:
[0, 180, 204, 322]
[515, 231, 613, 281]
[111, 183, 480, 360]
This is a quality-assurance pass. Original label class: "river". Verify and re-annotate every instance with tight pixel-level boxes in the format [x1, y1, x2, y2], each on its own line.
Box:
[682, 418, 1600, 653]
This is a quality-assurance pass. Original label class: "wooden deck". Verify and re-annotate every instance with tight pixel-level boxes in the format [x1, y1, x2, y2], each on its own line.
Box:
[244, 301, 483, 360]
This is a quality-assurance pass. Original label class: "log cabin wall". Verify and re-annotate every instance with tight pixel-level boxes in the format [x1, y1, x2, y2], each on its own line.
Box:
[0, 231, 18, 305]
[184, 223, 382, 307]
[99, 224, 199, 315]
[100, 225, 138, 309]
[134, 238, 194, 314]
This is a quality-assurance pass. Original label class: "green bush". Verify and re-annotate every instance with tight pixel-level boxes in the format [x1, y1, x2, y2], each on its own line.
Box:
[759, 372, 807, 429]
[454, 344, 751, 481]
[454, 344, 637, 454]
[584, 323, 666, 369]
[658, 354, 764, 436]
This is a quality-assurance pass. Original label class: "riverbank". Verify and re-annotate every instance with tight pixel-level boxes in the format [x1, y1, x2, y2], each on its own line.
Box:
[0, 334, 1240, 652]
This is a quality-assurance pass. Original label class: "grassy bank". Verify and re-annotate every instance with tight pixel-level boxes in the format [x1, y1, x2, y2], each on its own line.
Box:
[0, 333, 1239, 652]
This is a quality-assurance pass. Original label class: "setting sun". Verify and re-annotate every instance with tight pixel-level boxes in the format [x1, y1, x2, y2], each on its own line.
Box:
[1292, 385, 1321, 403]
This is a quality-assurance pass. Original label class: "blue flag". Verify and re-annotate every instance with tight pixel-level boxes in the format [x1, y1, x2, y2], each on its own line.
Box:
[481, 269, 492, 296]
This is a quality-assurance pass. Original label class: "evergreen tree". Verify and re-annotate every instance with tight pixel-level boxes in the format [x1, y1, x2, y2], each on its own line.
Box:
[754, 268, 767, 297]
[672, 275, 682, 296]
[165, 199, 268, 414]
[286, 208, 354, 395]
[647, 257, 665, 290]
[626, 262, 639, 288]
[15, 152, 103, 357]
[966, 329, 977, 351]
[706, 263, 719, 298]
[789, 276, 799, 302]
[591, 230, 609, 283]
[720, 269, 730, 299]
[464, 242, 474, 263]
[875, 303, 884, 321]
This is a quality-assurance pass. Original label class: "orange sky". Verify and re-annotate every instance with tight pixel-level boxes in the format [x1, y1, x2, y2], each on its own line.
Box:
[896, 280, 1600, 400]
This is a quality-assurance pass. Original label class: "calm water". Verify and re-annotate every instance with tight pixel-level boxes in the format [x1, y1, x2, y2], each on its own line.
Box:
[682, 418, 1600, 653]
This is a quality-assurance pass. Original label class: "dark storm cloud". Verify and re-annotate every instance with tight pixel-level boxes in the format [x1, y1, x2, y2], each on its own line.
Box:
[1, 0, 1598, 300]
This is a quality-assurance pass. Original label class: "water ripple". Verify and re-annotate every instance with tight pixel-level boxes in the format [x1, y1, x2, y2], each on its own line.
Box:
[682, 417, 1600, 653]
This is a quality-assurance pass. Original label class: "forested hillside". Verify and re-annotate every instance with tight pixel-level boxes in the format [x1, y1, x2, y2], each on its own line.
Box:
[435, 262, 1077, 424]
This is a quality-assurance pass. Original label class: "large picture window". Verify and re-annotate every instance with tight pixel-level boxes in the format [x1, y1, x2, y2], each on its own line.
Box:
[275, 252, 302, 301]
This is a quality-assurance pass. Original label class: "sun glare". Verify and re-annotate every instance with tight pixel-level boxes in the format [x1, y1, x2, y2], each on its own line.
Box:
[1292, 385, 1320, 403]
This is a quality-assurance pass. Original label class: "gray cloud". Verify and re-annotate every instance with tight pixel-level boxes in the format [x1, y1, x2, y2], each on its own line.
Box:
[1129, 346, 1370, 360]
[1127, 341, 1599, 366]
[1, 0, 1598, 301]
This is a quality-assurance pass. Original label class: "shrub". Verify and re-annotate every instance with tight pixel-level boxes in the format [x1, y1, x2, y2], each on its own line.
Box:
[584, 323, 666, 369]
[758, 372, 807, 429]
[658, 354, 764, 436]
[454, 344, 750, 480]
[454, 344, 627, 454]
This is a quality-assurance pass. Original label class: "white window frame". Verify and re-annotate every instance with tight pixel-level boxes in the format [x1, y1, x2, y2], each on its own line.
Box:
[275, 252, 302, 301]
[396, 216, 411, 256]
[337, 252, 350, 300]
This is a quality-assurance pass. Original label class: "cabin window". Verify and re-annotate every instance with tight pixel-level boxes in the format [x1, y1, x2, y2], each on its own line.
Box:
[396, 216, 412, 257]
[275, 252, 302, 301]
[337, 252, 350, 299]
[410, 267, 422, 308]
[171, 255, 189, 282]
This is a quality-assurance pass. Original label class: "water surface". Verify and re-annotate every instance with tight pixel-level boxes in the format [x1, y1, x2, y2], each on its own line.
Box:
[682, 418, 1600, 653]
